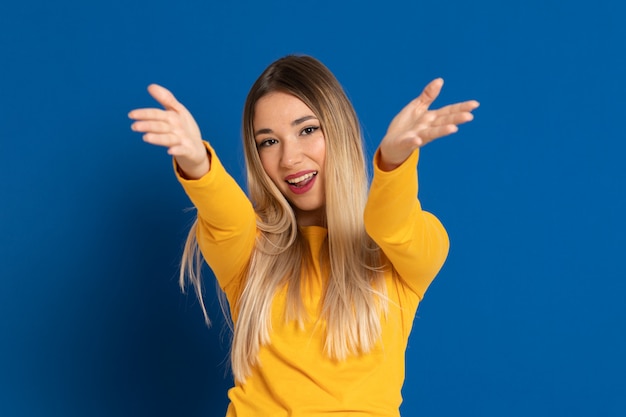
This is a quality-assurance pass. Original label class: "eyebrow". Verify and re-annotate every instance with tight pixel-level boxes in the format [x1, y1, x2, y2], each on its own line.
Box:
[254, 115, 318, 137]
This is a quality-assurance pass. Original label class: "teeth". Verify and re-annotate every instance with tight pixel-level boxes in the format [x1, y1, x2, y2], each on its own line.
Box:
[287, 172, 316, 184]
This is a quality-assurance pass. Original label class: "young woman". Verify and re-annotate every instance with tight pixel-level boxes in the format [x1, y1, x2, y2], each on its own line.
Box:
[129, 55, 479, 416]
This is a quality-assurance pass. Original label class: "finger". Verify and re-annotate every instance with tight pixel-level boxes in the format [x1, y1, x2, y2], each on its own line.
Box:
[431, 111, 475, 128]
[128, 108, 169, 121]
[432, 100, 480, 116]
[147, 84, 187, 113]
[131, 120, 172, 134]
[166, 144, 193, 156]
[418, 125, 459, 145]
[142, 132, 181, 148]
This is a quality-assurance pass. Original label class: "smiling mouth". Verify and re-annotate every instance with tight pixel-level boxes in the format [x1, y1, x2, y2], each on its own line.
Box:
[286, 171, 317, 187]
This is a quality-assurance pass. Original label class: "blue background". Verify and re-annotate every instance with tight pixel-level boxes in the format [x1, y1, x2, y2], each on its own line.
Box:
[1, 0, 625, 416]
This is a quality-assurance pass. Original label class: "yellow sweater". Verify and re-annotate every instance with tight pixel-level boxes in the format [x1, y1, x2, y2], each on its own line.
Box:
[176, 145, 449, 417]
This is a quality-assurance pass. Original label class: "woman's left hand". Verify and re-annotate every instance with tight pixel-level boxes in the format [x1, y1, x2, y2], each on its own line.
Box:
[378, 78, 479, 171]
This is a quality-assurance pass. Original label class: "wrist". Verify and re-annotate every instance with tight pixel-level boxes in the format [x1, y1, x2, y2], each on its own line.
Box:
[377, 149, 403, 172]
[176, 148, 211, 180]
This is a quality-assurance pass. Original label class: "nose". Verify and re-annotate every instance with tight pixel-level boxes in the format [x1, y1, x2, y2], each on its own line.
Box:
[280, 137, 302, 169]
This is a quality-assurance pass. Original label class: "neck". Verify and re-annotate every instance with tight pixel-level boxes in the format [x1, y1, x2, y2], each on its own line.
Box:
[294, 207, 326, 227]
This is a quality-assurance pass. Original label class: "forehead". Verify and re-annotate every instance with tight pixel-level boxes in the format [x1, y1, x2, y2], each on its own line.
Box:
[253, 92, 316, 127]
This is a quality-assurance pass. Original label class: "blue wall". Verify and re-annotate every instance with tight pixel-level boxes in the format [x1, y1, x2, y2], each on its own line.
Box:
[1, 0, 625, 416]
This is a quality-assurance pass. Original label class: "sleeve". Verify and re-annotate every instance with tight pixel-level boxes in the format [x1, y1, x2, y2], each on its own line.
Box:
[174, 142, 256, 293]
[363, 148, 449, 299]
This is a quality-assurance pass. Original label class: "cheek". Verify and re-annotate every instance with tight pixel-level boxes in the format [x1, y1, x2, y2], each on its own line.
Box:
[313, 137, 326, 166]
[258, 153, 280, 183]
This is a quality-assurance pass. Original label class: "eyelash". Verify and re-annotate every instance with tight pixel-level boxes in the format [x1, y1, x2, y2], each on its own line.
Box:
[256, 126, 320, 148]
[258, 138, 278, 148]
[301, 126, 319, 135]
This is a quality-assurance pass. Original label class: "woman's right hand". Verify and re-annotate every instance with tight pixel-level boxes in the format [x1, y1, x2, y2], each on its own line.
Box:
[129, 84, 210, 179]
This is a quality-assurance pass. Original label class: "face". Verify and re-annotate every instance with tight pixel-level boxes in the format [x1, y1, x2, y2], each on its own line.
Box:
[253, 92, 326, 227]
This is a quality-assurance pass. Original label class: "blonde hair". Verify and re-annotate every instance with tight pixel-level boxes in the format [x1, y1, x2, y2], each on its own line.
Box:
[182, 55, 388, 383]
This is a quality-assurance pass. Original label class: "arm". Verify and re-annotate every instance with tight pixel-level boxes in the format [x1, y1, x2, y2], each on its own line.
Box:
[365, 79, 479, 297]
[176, 144, 256, 290]
[129, 85, 256, 290]
[364, 148, 449, 298]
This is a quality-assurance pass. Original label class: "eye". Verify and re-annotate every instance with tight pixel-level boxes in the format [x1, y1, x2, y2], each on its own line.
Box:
[301, 126, 320, 136]
[257, 138, 278, 148]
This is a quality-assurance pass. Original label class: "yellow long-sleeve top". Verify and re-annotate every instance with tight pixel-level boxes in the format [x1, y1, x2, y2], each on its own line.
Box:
[176, 145, 449, 417]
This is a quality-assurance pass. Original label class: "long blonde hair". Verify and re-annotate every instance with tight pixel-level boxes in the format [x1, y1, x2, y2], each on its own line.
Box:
[182, 55, 388, 383]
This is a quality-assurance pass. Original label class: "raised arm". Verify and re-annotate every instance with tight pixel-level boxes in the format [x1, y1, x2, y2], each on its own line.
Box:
[365, 79, 479, 296]
[128, 84, 210, 179]
[129, 85, 256, 293]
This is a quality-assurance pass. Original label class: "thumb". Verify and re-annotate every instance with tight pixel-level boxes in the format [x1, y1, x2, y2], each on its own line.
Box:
[414, 78, 444, 109]
[147, 84, 186, 113]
